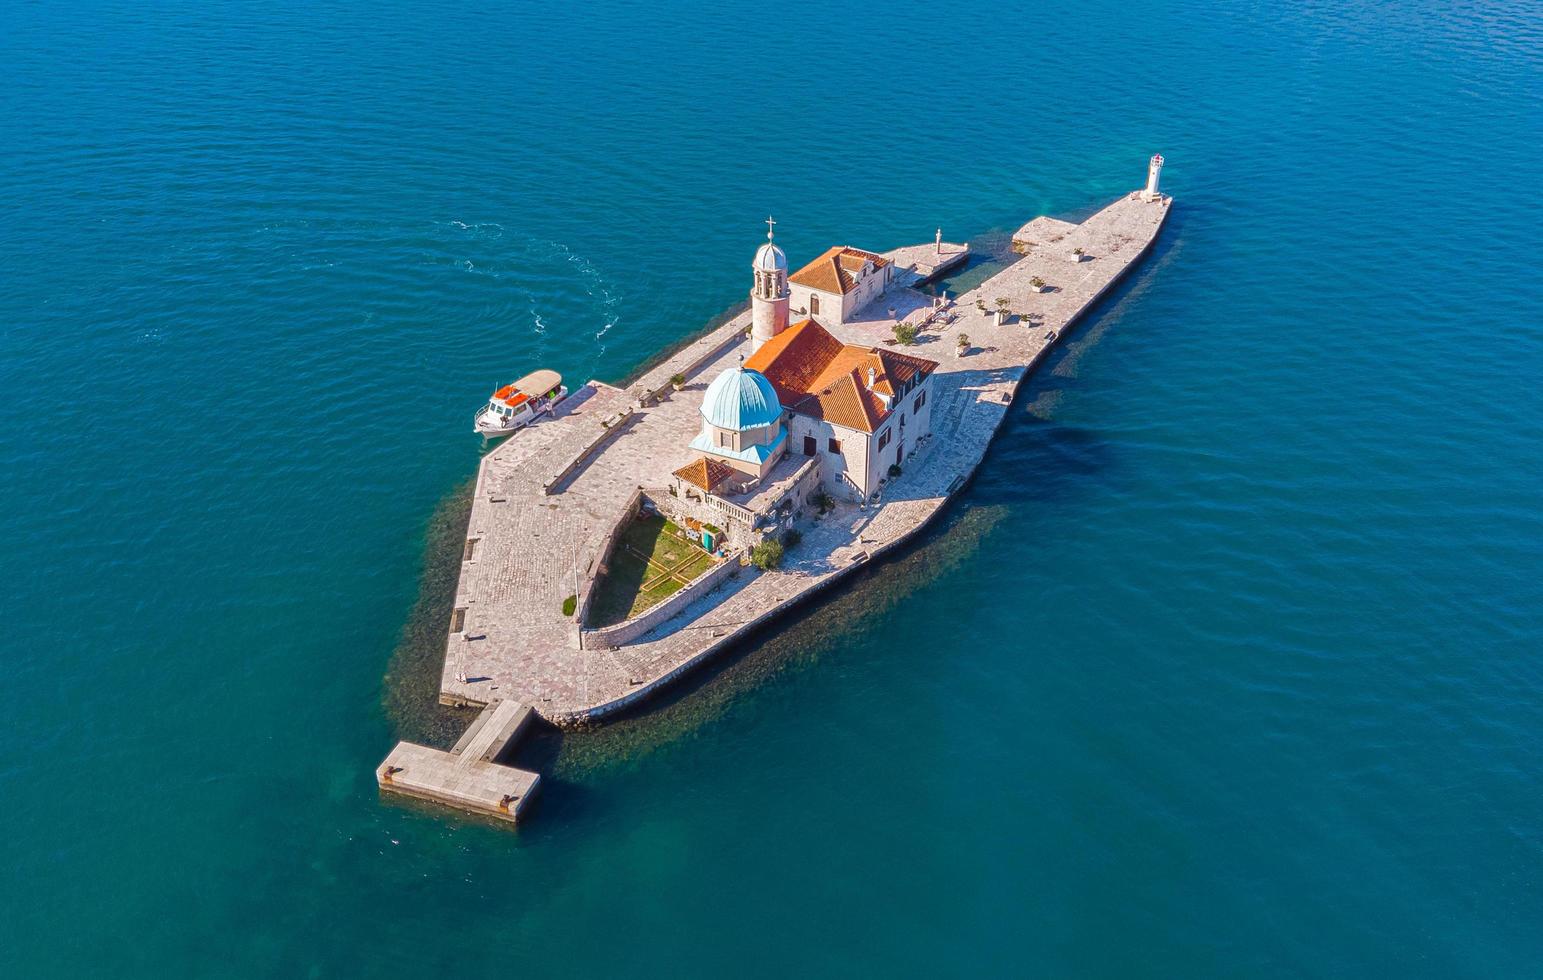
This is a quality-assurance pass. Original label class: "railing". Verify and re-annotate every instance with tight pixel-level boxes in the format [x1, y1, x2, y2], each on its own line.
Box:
[840, 470, 865, 505]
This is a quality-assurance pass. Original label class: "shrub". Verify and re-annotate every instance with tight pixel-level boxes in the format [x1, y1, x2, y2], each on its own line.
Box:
[782, 529, 802, 549]
[812, 490, 833, 514]
[561, 594, 577, 617]
[888, 463, 903, 478]
[893, 322, 918, 346]
[750, 539, 784, 571]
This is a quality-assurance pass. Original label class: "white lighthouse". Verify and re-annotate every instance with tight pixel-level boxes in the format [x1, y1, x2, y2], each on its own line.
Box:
[1143, 154, 1165, 202]
[750, 217, 790, 351]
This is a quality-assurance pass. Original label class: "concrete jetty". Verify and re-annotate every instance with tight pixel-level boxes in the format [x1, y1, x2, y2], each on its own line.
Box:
[884, 237, 969, 288]
[377, 699, 540, 823]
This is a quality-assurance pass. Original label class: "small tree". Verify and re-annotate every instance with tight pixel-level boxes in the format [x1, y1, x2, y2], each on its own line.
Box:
[893, 321, 919, 346]
[751, 538, 784, 570]
[888, 463, 902, 478]
[782, 528, 802, 549]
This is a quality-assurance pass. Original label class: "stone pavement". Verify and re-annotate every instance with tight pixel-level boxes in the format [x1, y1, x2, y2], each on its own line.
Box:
[437, 191, 1172, 725]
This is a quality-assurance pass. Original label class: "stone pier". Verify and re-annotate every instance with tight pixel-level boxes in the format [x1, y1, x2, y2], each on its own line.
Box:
[377, 699, 540, 824]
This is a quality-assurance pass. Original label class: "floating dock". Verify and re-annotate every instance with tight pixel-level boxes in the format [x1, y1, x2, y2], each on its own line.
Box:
[377, 699, 540, 823]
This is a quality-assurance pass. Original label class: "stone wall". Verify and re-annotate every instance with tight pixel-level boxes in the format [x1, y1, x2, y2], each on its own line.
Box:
[576, 488, 644, 628]
[582, 549, 743, 649]
[649, 486, 755, 550]
[789, 414, 872, 500]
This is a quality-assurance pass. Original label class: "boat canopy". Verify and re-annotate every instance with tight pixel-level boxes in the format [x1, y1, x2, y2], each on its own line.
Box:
[513, 369, 561, 397]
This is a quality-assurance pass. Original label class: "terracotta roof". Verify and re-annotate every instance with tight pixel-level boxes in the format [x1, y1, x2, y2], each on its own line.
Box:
[745, 319, 938, 434]
[788, 246, 891, 295]
[673, 457, 737, 493]
[744, 318, 846, 403]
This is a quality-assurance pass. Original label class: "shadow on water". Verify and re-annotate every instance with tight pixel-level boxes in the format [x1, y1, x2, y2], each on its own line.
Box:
[380, 476, 478, 749]
[381, 202, 1175, 791]
[524, 499, 1014, 780]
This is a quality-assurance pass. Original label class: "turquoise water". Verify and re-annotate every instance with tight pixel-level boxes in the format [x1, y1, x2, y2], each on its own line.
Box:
[4, 0, 1542, 974]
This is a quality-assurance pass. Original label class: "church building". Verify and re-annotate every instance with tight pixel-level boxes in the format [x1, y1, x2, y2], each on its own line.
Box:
[670, 220, 937, 528]
[787, 245, 893, 325]
[745, 318, 935, 500]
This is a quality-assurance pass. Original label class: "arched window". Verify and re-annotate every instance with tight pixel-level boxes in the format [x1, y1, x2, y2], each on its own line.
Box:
[810, 294, 820, 315]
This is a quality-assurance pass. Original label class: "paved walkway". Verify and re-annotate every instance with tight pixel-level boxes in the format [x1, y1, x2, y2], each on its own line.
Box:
[439, 191, 1172, 724]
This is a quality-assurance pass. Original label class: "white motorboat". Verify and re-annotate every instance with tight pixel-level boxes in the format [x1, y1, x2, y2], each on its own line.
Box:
[473, 369, 567, 437]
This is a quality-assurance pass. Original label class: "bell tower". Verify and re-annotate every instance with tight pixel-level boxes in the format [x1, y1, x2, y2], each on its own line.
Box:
[751, 217, 790, 350]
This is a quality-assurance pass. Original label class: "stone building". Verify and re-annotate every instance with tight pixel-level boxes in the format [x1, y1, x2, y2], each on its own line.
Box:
[787, 245, 893, 325]
[745, 318, 936, 500]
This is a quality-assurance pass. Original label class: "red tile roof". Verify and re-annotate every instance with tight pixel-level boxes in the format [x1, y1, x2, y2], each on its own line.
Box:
[788, 246, 891, 295]
[744, 319, 937, 433]
[673, 457, 737, 493]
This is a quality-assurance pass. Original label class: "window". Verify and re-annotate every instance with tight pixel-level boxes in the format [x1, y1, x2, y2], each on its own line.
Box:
[828, 438, 841, 454]
[810, 294, 820, 315]
[914, 389, 926, 412]
[878, 429, 890, 451]
[719, 431, 730, 448]
[803, 436, 816, 456]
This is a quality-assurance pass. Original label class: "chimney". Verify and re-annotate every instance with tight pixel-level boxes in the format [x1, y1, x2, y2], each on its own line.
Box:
[866, 367, 876, 389]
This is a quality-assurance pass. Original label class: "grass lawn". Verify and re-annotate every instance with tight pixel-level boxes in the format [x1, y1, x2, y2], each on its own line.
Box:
[586, 515, 718, 627]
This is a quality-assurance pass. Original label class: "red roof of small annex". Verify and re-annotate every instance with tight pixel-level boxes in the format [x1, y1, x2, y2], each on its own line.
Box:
[787, 246, 891, 295]
[744, 318, 938, 434]
[673, 457, 737, 493]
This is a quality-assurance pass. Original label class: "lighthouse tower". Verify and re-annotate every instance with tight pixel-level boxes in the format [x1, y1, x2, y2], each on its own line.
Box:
[750, 217, 790, 351]
[1143, 154, 1165, 202]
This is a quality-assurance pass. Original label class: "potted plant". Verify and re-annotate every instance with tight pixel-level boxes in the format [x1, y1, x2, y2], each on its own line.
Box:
[1072, 247, 1087, 262]
[670, 372, 686, 391]
[956, 332, 970, 356]
[1030, 276, 1047, 293]
[994, 298, 1011, 326]
[975, 297, 987, 314]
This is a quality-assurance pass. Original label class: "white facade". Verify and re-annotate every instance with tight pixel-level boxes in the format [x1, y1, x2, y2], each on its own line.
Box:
[787, 371, 935, 500]
[789, 252, 893, 325]
[1144, 153, 1164, 201]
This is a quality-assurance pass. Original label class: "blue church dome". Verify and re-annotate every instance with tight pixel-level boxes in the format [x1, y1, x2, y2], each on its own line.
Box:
[700, 367, 781, 431]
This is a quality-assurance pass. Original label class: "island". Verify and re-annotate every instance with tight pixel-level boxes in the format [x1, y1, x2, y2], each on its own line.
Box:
[379, 156, 1173, 823]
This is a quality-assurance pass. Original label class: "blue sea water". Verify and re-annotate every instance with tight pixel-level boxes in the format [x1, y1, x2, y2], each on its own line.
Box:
[3, 0, 1542, 974]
